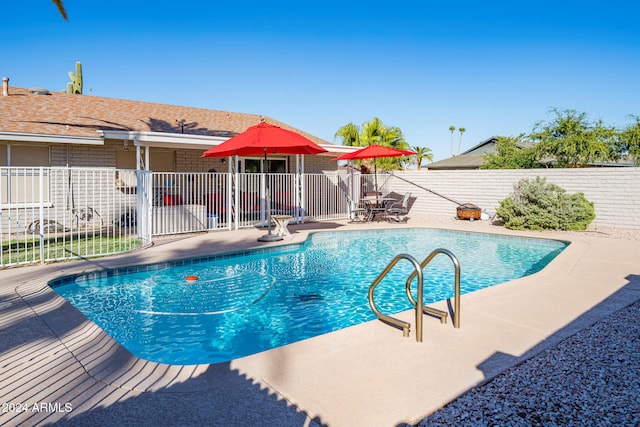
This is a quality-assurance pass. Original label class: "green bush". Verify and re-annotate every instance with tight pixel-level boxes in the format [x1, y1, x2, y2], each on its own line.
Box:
[496, 177, 595, 230]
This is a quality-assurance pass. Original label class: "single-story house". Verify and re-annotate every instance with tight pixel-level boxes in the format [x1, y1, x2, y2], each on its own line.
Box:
[0, 77, 352, 173]
[0, 77, 363, 240]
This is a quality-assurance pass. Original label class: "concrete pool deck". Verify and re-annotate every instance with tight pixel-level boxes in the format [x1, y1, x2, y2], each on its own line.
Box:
[1, 218, 639, 426]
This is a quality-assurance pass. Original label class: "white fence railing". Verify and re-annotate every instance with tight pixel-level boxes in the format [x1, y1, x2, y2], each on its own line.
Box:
[0, 168, 356, 266]
[3, 166, 638, 267]
[1, 167, 151, 267]
[148, 171, 354, 235]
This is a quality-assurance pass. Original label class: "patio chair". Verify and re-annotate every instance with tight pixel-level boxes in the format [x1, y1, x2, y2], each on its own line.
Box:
[346, 194, 368, 222]
[386, 192, 411, 222]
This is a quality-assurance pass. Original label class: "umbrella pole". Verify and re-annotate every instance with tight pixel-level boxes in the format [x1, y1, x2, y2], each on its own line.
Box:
[258, 147, 283, 242]
[374, 157, 379, 203]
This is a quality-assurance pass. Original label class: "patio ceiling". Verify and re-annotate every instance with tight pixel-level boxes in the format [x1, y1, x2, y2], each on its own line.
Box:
[0, 131, 103, 145]
[100, 130, 229, 151]
[100, 129, 357, 157]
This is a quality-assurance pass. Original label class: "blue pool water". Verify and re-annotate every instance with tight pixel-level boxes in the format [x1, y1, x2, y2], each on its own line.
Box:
[51, 228, 567, 365]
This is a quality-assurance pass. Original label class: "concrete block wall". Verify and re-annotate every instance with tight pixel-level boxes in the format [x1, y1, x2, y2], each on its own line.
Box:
[303, 155, 338, 174]
[177, 148, 226, 172]
[43, 141, 337, 174]
[387, 168, 640, 229]
[50, 143, 117, 168]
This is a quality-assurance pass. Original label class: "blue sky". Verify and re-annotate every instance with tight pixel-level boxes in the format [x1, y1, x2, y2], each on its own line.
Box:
[3, 0, 639, 161]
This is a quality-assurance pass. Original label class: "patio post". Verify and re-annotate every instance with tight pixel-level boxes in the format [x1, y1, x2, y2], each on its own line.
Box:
[227, 156, 233, 230]
[300, 155, 305, 223]
[38, 167, 45, 263]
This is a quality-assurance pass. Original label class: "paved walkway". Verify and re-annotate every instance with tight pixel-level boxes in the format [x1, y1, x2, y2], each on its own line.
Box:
[1, 218, 639, 426]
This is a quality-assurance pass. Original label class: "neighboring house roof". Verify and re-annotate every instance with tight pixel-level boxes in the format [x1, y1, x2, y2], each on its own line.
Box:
[427, 137, 498, 170]
[459, 136, 499, 156]
[0, 85, 351, 156]
[428, 135, 635, 169]
[425, 153, 486, 170]
[589, 157, 637, 167]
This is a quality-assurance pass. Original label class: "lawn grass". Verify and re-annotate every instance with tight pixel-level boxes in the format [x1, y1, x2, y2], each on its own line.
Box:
[2, 234, 144, 265]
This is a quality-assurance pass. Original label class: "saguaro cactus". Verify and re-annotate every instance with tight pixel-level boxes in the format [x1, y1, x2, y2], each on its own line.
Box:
[66, 62, 83, 94]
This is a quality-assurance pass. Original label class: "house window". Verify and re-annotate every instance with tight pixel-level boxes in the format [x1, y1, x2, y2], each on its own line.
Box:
[115, 149, 138, 186]
[116, 148, 177, 187]
[242, 158, 287, 173]
[115, 147, 176, 172]
[1, 144, 50, 167]
[148, 150, 176, 172]
[244, 159, 261, 173]
[269, 159, 287, 173]
[115, 149, 137, 170]
[1, 145, 51, 205]
[0, 145, 6, 166]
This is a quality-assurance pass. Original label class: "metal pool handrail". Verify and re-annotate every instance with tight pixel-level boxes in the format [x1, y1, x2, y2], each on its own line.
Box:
[406, 248, 461, 329]
[368, 248, 461, 343]
[368, 253, 425, 341]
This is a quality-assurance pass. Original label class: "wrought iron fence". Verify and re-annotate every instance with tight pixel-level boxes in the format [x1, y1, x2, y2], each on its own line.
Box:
[1, 167, 150, 267]
[148, 171, 354, 235]
[0, 167, 359, 266]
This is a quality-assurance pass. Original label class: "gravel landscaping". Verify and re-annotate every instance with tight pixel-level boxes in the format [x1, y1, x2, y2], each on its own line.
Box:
[397, 218, 640, 426]
[414, 296, 639, 427]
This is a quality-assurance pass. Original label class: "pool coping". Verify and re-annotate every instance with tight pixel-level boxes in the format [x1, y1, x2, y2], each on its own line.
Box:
[2, 219, 640, 426]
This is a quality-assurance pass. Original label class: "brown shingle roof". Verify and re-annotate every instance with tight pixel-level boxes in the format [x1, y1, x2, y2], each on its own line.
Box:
[0, 87, 329, 145]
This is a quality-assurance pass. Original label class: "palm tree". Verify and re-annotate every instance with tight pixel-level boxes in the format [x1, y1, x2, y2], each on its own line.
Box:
[334, 122, 360, 147]
[52, 0, 68, 20]
[457, 127, 466, 155]
[360, 117, 384, 147]
[335, 117, 410, 171]
[412, 146, 433, 170]
[449, 125, 456, 156]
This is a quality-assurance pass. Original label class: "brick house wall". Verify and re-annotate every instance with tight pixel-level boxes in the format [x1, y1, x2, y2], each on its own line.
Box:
[46, 141, 338, 173]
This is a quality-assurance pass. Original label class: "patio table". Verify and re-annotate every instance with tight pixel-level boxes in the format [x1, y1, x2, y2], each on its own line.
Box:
[362, 197, 396, 221]
[361, 196, 396, 205]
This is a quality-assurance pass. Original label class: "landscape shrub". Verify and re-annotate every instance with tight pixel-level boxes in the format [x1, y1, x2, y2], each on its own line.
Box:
[496, 177, 595, 230]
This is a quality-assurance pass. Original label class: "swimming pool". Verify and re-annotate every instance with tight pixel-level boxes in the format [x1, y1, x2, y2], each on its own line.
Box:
[51, 228, 567, 365]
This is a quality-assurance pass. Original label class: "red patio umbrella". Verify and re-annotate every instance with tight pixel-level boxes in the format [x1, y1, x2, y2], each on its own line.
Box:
[333, 144, 417, 162]
[202, 121, 327, 241]
[202, 121, 327, 157]
[333, 144, 416, 198]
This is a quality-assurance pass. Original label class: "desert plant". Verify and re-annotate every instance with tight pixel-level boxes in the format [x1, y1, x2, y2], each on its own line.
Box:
[496, 177, 595, 230]
[530, 108, 617, 167]
[481, 135, 542, 169]
[64, 61, 83, 94]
